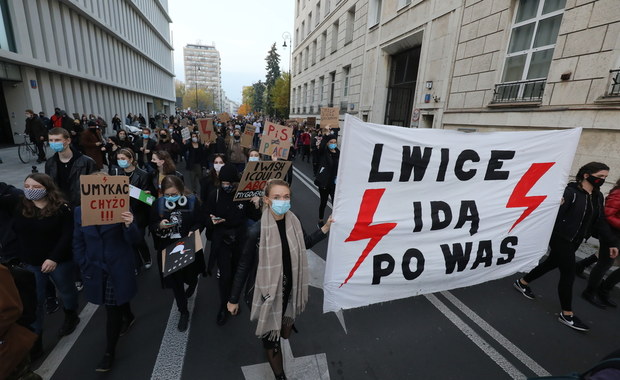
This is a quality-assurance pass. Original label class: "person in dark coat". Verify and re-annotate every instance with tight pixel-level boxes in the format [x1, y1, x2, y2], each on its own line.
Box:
[183, 132, 210, 195]
[155, 129, 181, 162]
[133, 127, 157, 171]
[150, 175, 205, 332]
[80, 121, 105, 170]
[73, 208, 140, 372]
[314, 134, 339, 228]
[24, 109, 48, 163]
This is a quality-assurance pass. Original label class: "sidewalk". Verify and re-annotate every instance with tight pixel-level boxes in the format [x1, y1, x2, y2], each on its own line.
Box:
[0, 145, 47, 188]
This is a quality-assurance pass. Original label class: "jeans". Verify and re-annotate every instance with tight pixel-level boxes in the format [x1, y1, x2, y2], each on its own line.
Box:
[26, 261, 79, 334]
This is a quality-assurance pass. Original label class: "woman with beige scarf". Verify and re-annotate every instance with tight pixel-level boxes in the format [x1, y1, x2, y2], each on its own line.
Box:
[227, 179, 333, 380]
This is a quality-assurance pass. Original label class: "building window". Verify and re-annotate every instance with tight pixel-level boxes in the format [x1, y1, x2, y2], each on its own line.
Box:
[296, 0, 300, 17]
[320, 31, 327, 59]
[312, 40, 317, 65]
[303, 83, 308, 108]
[329, 71, 336, 106]
[316, 2, 321, 26]
[301, 21, 305, 41]
[495, 0, 566, 102]
[293, 57, 297, 76]
[295, 28, 299, 47]
[319, 76, 325, 102]
[608, 69, 620, 97]
[398, 0, 412, 9]
[304, 47, 309, 70]
[331, 21, 339, 53]
[298, 52, 303, 74]
[345, 7, 355, 45]
[308, 12, 313, 34]
[325, 0, 330, 17]
[0, 0, 16, 52]
[369, 0, 382, 27]
[342, 65, 350, 97]
[310, 80, 316, 108]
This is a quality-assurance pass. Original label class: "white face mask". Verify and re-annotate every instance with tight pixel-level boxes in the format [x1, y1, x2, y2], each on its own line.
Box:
[248, 156, 259, 162]
[213, 163, 224, 172]
[191, 137, 198, 143]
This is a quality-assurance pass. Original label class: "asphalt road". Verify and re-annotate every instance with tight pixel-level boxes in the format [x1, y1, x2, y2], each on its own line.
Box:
[2, 151, 617, 379]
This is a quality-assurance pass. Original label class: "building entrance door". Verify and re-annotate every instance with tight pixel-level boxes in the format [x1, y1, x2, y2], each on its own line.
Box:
[0, 84, 13, 144]
[384, 47, 420, 127]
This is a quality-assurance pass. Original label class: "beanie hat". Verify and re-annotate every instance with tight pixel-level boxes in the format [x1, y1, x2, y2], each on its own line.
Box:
[218, 164, 239, 183]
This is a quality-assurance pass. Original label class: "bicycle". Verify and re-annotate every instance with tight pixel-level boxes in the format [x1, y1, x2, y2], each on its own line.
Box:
[14, 133, 46, 164]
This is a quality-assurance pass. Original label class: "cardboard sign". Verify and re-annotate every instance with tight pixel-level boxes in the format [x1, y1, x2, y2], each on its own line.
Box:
[241, 124, 256, 148]
[181, 127, 191, 142]
[234, 161, 292, 201]
[161, 230, 203, 277]
[258, 122, 293, 158]
[217, 112, 231, 122]
[180, 119, 189, 128]
[320, 107, 340, 129]
[80, 175, 130, 226]
[306, 117, 316, 128]
[197, 118, 216, 144]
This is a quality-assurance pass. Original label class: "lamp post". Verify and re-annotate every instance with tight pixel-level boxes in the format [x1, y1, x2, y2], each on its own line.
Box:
[194, 65, 201, 111]
[282, 32, 292, 117]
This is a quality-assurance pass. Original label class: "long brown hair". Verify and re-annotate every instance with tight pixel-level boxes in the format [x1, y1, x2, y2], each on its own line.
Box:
[21, 173, 67, 218]
[153, 150, 176, 175]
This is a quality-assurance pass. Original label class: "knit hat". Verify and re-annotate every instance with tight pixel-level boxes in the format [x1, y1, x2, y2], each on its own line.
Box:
[218, 164, 239, 183]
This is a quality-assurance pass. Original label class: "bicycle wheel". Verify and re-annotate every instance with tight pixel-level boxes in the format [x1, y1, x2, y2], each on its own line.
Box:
[18, 143, 30, 163]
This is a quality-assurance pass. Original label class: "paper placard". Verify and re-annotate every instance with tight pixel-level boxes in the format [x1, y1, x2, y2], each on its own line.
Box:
[306, 117, 316, 128]
[258, 122, 293, 158]
[161, 230, 202, 277]
[181, 127, 191, 142]
[180, 119, 189, 128]
[233, 161, 292, 201]
[217, 112, 231, 122]
[241, 124, 256, 148]
[320, 107, 340, 129]
[80, 175, 130, 226]
[197, 118, 216, 144]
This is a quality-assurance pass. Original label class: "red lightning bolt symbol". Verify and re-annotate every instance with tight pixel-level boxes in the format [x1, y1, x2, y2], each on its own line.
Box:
[341, 189, 397, 287]
[506, 162, 555, 232]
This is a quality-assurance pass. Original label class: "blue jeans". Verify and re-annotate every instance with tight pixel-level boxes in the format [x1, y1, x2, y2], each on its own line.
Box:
[26, 261, 79, 334]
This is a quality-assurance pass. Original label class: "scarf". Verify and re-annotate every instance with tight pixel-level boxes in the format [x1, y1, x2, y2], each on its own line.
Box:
[250, 209, 308, 341]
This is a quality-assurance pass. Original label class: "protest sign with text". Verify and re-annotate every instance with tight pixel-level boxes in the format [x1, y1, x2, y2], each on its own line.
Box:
[197, 118, 216, 144]
[241, 124, 256, 148]
[258, 122, 292, 158]
[307, 117, 316, 128]
[323, 115, 581, 312]
[80, 175, 130, 227]
[320, 107, 340, 129]
[234, 160, 292, 201]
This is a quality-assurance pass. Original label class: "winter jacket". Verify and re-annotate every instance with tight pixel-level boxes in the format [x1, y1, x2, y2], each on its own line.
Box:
[24, 116, 47, 141]
[133, 137, 157, 166]
[553, 182, 606, 243]
[604, 188, 620, 231]
[73, 208, 140, 305]
[80, 129, 105, 169]
[45, 146, 97, 206]
[315, 148, 339, 188]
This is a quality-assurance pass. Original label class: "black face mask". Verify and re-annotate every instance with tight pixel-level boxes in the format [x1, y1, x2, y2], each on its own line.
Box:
[586, 175, 605, 188]
[160, 135, 168, 140]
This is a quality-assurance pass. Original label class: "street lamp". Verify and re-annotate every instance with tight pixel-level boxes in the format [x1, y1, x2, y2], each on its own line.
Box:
[194, 65, 201, 111]
[282, 32, 292, 117]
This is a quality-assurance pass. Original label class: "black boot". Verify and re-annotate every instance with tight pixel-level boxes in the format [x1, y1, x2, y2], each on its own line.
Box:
[58, 309, 80, 337]
[178, 311, 189, 332]
[216, 306, 228, 326]
[598, 289, 617, 308]
[581, 290, 607, 309]
[575, 254, 597, 279]
[96, 353, 114, 372]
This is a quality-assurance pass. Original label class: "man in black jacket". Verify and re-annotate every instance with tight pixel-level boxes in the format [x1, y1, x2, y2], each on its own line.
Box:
[133, 127, 157, 171]
[45, 128, 97, 207]
[25, 110, 47, 163]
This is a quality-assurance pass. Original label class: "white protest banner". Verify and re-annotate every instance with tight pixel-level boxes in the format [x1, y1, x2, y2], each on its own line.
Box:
[80, 175, 130, 227]
[323, 115, 581, 312]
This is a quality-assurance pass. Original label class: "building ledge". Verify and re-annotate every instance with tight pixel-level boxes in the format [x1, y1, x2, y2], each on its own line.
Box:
[594, 96, 620, 106]
[487, 101, 542, 109]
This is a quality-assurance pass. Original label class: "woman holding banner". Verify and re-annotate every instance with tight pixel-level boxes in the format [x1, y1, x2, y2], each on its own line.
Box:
[227, 179, 332, 380]
[315, 134, 339, 229]
[0, 173, 79, 355]
[206, 164, 261, 326]
[150, 175, 205, 332]
[514, 162, 617, 332]
[73, 208, 140, 372]
[111, 148, 155, 270]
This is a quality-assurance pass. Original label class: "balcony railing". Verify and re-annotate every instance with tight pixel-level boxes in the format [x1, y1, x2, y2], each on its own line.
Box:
[608, 69, 620, 97]
[492, 79, 546, 103]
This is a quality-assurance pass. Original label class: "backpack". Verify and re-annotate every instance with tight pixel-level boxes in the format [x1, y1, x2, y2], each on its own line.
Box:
[528, 356, 620, 380]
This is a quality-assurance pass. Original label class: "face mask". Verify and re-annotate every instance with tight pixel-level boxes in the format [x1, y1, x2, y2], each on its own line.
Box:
[160, 134, 167, 140]
[168, 128, 173, 133]
[213, 163, 224, 172]
[142, 134, 150, 139]
[191, 137, 198, 143]
[164, 195, 181, 203]
[270, 199, 291, 216]
[248, 157, 259, 162]
[222, 184, 235, 193]
[328, 143, 337, 150]
[119, 135, 126, 140]
[117, 159, 130, 168]
[24, 188, 47, 201]
[586, 175, 605, 188]
[229, 132, 233, 137]
[49, 142, 65, 152]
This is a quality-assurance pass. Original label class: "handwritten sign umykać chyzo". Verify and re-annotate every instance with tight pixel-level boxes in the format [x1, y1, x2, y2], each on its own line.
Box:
[241, 124, 256, 148]
[234, 161, 292, 201]
[320, 107, 340, 129]
[196, 118, 216, 144]
[80, 175, 130, 226]
[259, 122, 292, 158]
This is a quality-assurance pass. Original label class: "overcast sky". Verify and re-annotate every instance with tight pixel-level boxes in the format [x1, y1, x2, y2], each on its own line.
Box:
[168, 1, 294, 103]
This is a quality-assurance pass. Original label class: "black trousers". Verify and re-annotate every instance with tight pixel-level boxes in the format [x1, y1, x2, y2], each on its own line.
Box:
[211, 229, 242, 308]
[586, 241, 614, 294]
[318, 185, 335, 220]
[523, 235, 580, 311]
[35, 139, 46, 160]
[105, 303, 133, 355]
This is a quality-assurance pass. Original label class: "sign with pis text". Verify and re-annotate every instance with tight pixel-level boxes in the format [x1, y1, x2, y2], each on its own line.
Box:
[197, 118, 216, 144]
[234, 161, 292, 201]
[320, 107, 340, 129]
[323, 115, 582, 312]
[258, 122, 293, 158]
[80, 175, 130, 226]
[241, 124, 256, 148]
[217, 112, 231, 122]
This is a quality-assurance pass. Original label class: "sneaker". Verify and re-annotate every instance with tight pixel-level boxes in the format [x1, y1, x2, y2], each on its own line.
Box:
[178, 312, 189, 332]
[513, 279, 535, 300]
[95, 353, 114, 372]
[558, 313, 589, 332]
[46, 297, 60, 314]
[144, 261, 152, 270]
[75, 281, 84, 292]
[119, 316, 135, 337]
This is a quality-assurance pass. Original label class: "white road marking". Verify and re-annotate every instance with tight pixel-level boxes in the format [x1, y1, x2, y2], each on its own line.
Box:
[441, 291, 550, 377]
[150, 285, 199, 380]
[425, 294, 526, 380]
[307, 249, 347, 333]
[37, 303, 99, 380]
[293, 167, 333, 209]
